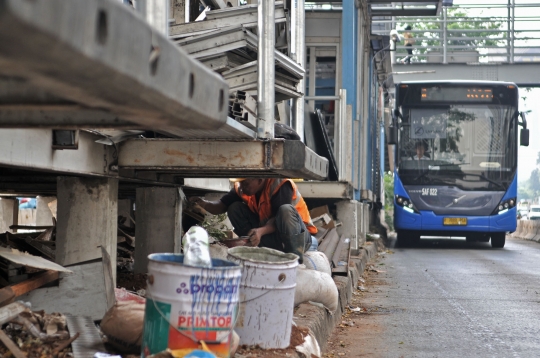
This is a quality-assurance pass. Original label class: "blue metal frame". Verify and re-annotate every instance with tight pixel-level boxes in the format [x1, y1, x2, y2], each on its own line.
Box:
[342, 0, 359, 199]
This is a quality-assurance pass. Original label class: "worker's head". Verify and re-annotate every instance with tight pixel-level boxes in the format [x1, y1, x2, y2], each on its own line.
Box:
[415, 140, 427, 158]
[405, 25, 412, 31]
[238, 178, 267, 196]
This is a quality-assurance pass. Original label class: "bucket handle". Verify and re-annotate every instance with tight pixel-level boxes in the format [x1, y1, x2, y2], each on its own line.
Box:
[147, 290, 240, 345]
[239, 273, 287, 304]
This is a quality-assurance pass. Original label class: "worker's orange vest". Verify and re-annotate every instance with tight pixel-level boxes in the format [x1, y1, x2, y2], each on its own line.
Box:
[235, 179, 317, 234]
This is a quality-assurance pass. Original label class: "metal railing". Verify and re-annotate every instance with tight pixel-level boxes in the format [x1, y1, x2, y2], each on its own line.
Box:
[372, 1, 540, 64]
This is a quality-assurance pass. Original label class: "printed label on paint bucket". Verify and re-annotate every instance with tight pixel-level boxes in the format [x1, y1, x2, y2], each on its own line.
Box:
[142, 270, 240, 358]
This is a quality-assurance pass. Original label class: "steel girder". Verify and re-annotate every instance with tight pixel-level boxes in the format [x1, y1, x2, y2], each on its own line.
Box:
[0, 0, 229, 135]
[389, 63, 540, 88]
[117, 139, 329, 180]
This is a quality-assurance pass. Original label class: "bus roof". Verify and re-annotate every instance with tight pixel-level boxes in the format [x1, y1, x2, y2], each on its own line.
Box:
[397, 80, 518, 87]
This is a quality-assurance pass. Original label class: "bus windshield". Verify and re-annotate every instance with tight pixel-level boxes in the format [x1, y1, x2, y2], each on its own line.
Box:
[397, 104, 517, 190]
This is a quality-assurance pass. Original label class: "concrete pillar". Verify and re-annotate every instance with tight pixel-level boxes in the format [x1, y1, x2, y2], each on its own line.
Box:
[56, 177, 118, 282]
[118, 199, 134, 228]
[336, 200, 366, 253]
[36, 196, 56, 226]
[0, 198, 18, 233]
[134, 187, 184, 274]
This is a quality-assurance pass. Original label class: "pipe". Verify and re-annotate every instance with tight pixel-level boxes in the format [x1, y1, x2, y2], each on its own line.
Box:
[291, 0, 305, 141]
[257, 0, 275, 139]
[442, 6, 447, 64]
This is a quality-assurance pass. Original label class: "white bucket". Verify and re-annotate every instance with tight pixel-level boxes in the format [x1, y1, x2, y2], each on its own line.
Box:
[226, 247, 298, 349]
[141, 254, 241, 358]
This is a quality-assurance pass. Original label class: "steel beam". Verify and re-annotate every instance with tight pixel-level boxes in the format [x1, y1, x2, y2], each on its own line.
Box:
[0, 105, 135, 129]
[0, 129, 115, 177]
[296, 181, 354, 199]
[370, 8, 438, 16]
[0, 0, 228, 134]
[390, 63, 540, 87]
[118, 139, 328, 180]
[169, 3, 286, 38]
[291, 0, 306, 141]
[257, 0, 276, 139]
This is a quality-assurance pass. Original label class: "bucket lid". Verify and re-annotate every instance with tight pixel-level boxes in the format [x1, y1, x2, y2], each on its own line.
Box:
[147, 253, 239, 268]
[227, 247, 299, 264]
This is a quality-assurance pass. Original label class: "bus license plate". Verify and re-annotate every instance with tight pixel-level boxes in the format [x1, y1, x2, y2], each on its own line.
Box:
[443, 218, 468, 226]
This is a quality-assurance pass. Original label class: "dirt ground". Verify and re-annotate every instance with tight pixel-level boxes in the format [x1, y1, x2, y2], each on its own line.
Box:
[323, 251, 391, 358]
[235, 325, 310, 358]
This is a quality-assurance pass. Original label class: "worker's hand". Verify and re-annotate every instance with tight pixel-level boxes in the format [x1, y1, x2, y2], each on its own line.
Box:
[188, 197, 206, 209]
[247, 228, 262, 247]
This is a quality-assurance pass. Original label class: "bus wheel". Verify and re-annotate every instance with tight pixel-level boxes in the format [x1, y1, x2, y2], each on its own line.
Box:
[491, 233, 506, 248]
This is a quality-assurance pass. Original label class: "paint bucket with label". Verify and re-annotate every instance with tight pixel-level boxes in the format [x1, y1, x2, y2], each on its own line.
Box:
[226, 247, 298, 349]
[141, 254, 241, 358]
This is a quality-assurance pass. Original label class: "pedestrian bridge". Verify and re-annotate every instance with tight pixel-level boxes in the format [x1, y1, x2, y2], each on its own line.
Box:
[370, 1, 540, 87]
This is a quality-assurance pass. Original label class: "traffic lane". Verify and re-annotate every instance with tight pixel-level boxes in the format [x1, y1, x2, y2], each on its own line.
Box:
[358, 237, 540, 357]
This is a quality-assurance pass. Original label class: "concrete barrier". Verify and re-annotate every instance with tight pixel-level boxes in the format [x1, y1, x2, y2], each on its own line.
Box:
[532, 221, 540, 242]
[512, 220, 524, 238]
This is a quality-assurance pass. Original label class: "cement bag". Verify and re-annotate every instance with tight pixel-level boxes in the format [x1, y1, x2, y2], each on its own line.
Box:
[100, 301, 145, 354]
[303, 251, 331, 275]
[294, 267, 338, 314]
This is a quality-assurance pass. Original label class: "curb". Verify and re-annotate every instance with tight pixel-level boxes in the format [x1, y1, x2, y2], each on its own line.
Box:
[293, 238, 385, 353]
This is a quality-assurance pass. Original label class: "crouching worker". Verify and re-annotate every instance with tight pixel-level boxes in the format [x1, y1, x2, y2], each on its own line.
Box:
[189, 178, 318, 263]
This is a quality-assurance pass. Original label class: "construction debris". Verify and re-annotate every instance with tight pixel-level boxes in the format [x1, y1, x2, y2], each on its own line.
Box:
[0, 303, 76, 357]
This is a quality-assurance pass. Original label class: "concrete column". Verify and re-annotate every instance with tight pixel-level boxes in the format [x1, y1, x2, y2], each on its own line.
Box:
[134, 187, 184, 274]
[118, 199, 134, 228]
[36, 196, 56, 226]
[336, 200, 365, 253]
[56, 177, 118, 281]
[0, 198, 17, 233]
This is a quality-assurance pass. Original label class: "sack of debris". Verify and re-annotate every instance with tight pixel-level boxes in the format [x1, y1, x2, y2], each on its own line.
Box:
[302, 251, 331, 275]
[294, 267, 338, 313]
[100, 301, 145, 354]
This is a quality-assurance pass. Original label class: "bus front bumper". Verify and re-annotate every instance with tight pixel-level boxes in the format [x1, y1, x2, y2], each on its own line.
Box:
[394, 205, 517, 233]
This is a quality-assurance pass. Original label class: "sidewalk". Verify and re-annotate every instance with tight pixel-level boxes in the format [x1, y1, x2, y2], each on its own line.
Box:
[235, 238, 386, 357]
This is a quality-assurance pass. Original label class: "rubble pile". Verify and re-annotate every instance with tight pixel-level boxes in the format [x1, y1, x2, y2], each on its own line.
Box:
[0, 303, 75, 358]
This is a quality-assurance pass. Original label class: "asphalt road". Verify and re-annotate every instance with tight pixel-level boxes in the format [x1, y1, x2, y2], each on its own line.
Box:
[325, 236, 540, 358]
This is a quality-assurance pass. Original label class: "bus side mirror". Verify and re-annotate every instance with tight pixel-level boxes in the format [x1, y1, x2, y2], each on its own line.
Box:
[519, 112, 529, 146]
[387, 126, 398, 145]
[521, 128, 529, 147]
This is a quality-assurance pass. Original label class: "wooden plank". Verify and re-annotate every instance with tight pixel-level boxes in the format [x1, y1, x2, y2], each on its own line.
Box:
[318, 229, 340, 266]
[331, 237, 351, 276]
[317, 228, 338, 253]
[11, 270, 59, 297]
[0, 270, 59, 306]
[0, 330, 25, 358]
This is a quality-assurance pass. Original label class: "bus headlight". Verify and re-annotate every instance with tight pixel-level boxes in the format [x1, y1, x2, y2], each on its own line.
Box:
[395, 195, 419, 214]
[493, 197, 516, 215]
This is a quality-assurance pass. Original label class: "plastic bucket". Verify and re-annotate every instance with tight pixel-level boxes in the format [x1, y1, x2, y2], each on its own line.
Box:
[141, 254, 241, 358]
[226, 247, 298, 349]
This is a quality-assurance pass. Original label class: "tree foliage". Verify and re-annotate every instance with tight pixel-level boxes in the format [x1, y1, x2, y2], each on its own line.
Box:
[383, 172, 394, 231]
[397, 7, 505, 61]
[519, 161, 540, 203]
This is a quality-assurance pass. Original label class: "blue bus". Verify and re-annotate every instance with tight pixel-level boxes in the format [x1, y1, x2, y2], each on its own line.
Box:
[387, 81, 529, 248]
